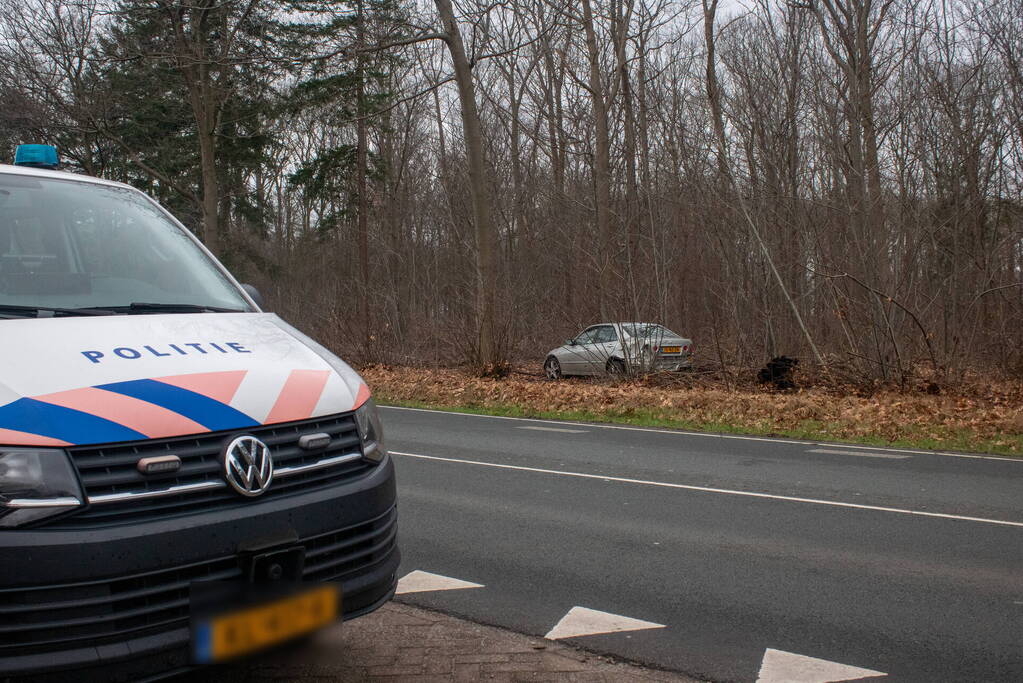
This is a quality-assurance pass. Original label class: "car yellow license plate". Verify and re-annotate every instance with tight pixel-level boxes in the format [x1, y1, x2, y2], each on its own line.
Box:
[661, 346, 681, 354]
[194, 584, 338, 663]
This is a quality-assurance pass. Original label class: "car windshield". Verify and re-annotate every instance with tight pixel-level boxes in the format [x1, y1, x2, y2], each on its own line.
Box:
[620, 323, 678, 339]
[0, 173, 249, 315]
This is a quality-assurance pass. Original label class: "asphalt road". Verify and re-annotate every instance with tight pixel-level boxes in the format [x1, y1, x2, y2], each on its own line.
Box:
[382, 405, 1023, 683]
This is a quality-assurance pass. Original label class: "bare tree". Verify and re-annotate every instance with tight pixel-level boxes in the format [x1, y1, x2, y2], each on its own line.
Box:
[434, 0, 502, 371]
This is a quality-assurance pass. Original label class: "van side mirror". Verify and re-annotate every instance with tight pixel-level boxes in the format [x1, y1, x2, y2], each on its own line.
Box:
[242, 283, 266, 310]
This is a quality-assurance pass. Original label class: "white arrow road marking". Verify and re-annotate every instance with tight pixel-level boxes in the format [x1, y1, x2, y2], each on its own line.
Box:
[395, 570, 484, 595]
[809, 448, 911, 460]
[756, 648, 886, 683]
[517, 426, 589, 433]
[545, 606, 665, 640]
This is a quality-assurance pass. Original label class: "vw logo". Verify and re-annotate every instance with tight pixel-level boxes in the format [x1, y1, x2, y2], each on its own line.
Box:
[222, 435, 274, 497]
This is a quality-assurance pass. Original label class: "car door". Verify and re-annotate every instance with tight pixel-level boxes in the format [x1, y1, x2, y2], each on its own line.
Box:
[586, 325, 618, 372]
[562, 326, 599, 375]
[578, 325, 616, 374]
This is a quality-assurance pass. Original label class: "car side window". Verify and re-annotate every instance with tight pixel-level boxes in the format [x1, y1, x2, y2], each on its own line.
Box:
[595, 326, 617, 343]
[575, 328, 598, 344]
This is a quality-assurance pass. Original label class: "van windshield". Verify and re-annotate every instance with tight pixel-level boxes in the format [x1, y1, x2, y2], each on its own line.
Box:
[0, 173, 249, 316]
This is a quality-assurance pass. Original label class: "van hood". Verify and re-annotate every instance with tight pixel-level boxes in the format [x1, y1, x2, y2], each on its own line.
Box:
[0, 313, 370, 447]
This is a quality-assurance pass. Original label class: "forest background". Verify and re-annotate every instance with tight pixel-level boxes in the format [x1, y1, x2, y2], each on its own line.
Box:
[2, 0, 1021, 452]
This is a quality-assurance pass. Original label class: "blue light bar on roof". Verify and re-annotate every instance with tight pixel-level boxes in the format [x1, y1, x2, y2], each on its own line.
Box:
[14, 144, 60, 170]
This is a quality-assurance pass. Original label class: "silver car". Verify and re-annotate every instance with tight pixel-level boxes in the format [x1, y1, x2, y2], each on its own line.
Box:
[543, 322, 694, 378]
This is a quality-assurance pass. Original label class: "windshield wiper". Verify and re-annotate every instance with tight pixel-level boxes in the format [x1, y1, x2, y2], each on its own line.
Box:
[0, 304, 115, 318]
[124, 302, 247, 314]
[0, 302, 247, 319]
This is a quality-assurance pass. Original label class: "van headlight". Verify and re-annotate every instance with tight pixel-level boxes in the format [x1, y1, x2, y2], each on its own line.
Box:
[354, 399, 386, 463]
[0, 448, 83, 528]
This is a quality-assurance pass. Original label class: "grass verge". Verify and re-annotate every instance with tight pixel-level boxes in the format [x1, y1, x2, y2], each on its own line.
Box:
[377, 397, 1023, 456]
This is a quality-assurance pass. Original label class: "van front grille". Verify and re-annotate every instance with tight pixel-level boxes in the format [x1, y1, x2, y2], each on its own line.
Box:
[58, 413, 375, 527]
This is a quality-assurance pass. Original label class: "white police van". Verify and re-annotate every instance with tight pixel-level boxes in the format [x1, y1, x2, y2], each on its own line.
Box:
[0, 146, 399, 681]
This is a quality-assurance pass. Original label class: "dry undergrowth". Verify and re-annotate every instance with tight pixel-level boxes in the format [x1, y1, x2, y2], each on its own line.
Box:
[360, 364, 1023, 455]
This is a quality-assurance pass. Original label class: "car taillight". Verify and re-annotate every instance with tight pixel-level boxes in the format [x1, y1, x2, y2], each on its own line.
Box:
[682, 345, 689, 352]
[653, 346, 659, 353]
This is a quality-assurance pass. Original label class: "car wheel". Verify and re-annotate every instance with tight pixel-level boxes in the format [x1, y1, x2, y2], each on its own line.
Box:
[606, 358, 627, 376]
[544, 356, 563, 380]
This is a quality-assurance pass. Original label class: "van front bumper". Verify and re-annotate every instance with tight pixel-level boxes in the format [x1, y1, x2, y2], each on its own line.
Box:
[0, 456, 399, 682]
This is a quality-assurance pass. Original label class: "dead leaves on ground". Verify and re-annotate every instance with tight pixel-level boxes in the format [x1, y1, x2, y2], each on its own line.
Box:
[361, 365, 1023, 455]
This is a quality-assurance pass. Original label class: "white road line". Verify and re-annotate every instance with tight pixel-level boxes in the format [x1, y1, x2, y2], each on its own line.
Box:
[517, 426, 589, 434]
[756, 648, 886, 683]
[545, 606, 665, 640]
[380, 405, 1020, 463]
[809, 448, 912, 460]
[395, 570, 484, 595]
[391, 451, 1023, 529]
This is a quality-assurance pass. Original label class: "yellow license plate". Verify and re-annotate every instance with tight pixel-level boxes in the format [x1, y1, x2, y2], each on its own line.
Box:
[194, 584, 338, 662]
[661, 346, 681, 354]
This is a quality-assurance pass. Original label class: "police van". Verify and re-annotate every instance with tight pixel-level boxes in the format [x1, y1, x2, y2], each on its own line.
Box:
[0, 146, 399, 680]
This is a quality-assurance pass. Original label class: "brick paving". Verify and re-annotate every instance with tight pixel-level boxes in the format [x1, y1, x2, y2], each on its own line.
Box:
[197, 602, 701, 682]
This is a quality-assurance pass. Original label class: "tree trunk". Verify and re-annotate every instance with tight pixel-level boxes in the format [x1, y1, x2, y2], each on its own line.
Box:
[435, 0, 500, 370]
[614, 0, 640, 317]
[196, 115, 221, 254]
[356, 0, 371, 351]
[581, 0, 614, 320]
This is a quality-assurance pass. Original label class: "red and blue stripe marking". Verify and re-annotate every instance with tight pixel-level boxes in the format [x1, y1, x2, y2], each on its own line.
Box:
[0, 370, 370, 447]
